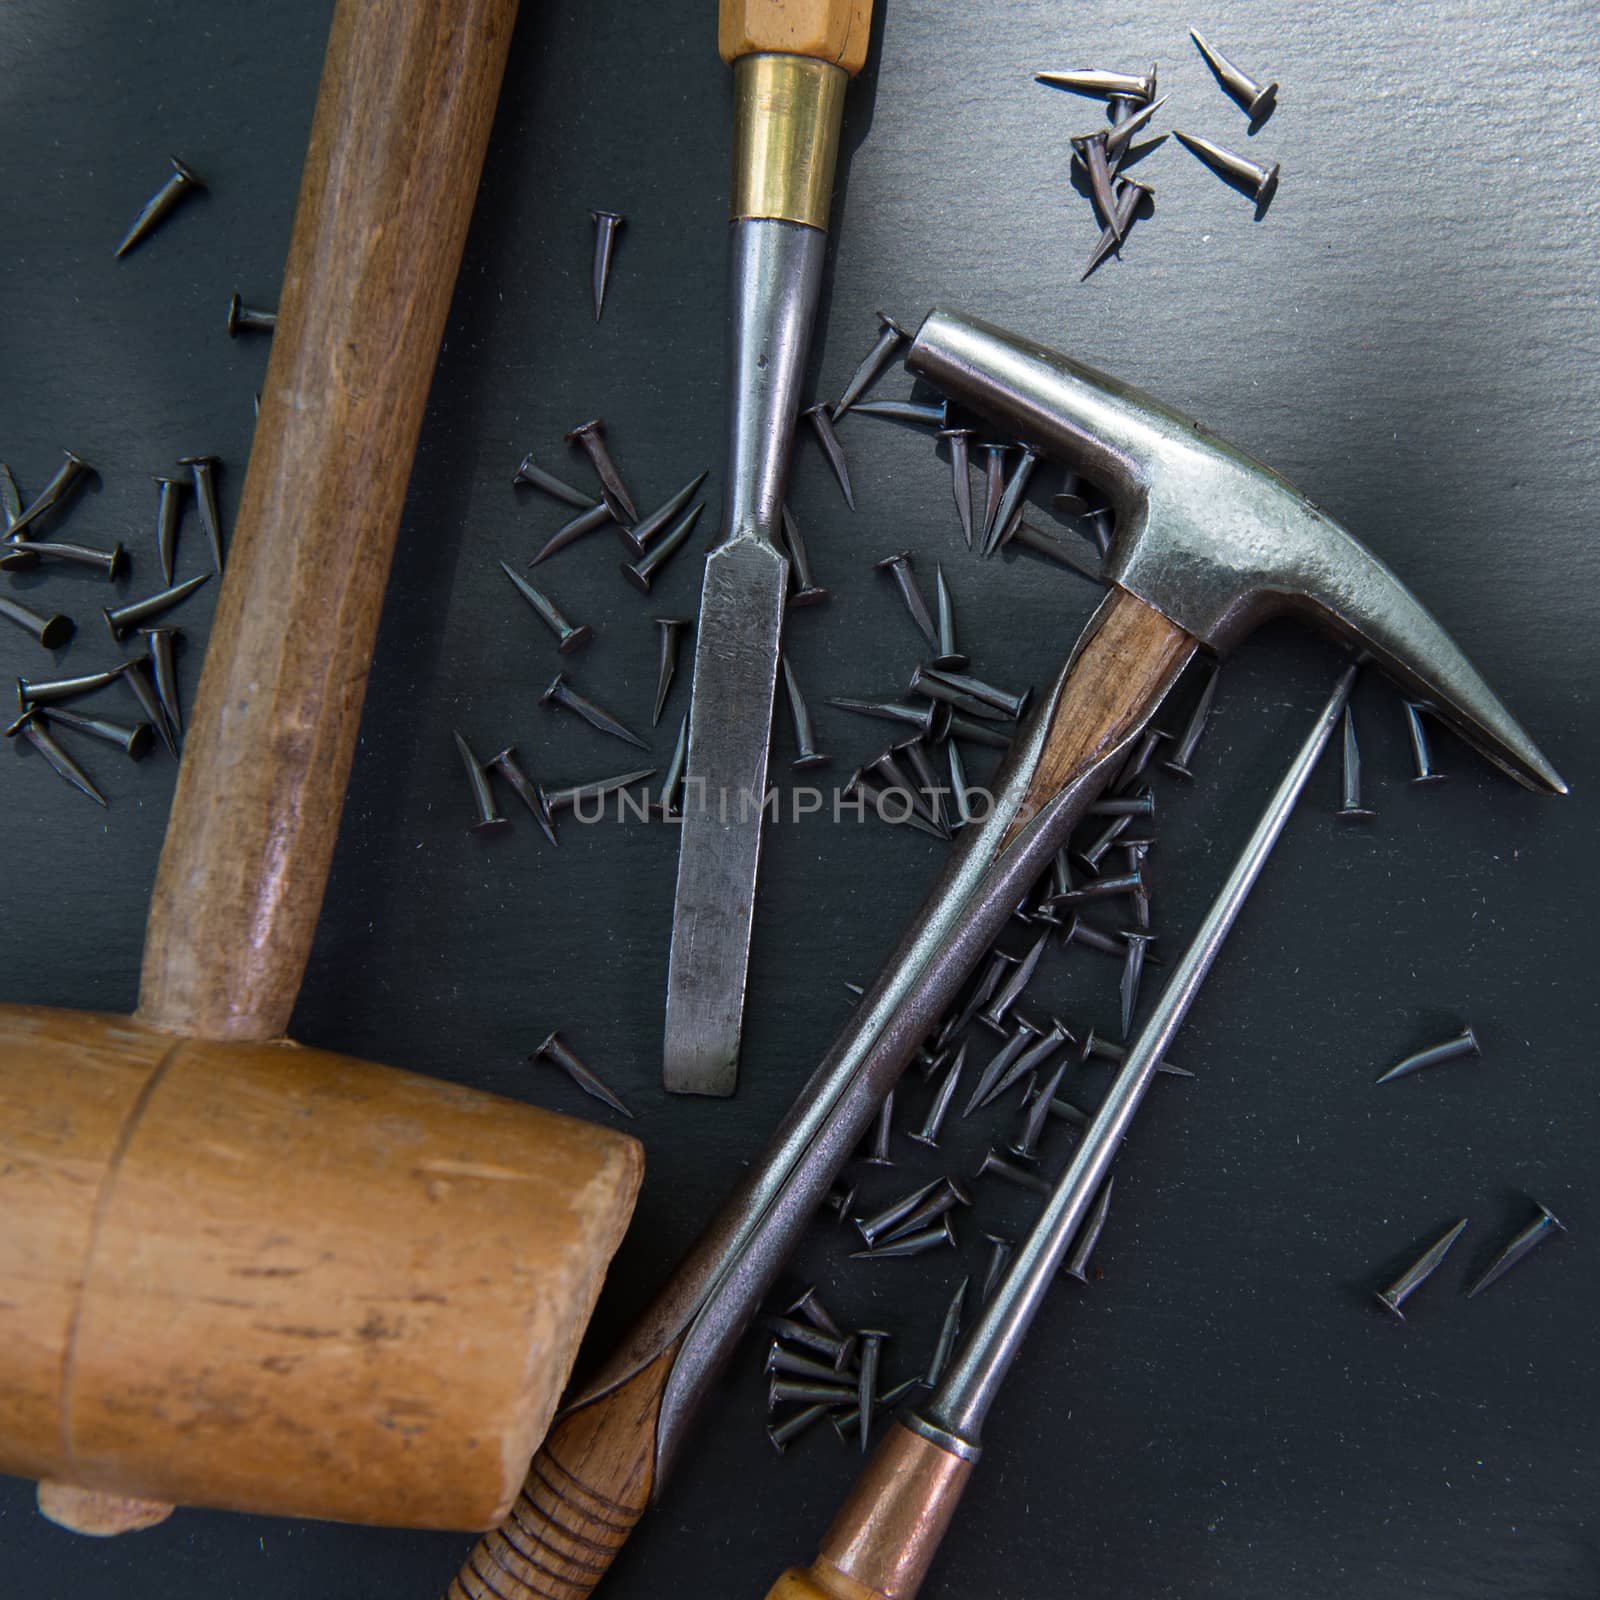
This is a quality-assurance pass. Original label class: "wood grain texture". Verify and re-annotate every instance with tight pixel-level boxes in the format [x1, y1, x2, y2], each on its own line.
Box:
[137, 0, 521, 1042]
[719, 0, 873, 73]
[0, 1006, 642, 1529]
[448, 1344, 680, 1600]
[1001, 588, 1196, 849]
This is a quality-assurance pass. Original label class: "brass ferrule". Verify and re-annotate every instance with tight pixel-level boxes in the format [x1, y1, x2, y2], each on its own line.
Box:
[730, 53, 848, 229]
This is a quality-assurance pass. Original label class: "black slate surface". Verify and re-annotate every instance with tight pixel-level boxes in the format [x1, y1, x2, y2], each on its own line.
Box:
[2, 2, 1597, 1597]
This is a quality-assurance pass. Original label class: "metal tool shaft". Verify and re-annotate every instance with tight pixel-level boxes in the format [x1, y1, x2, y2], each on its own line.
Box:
[919, 666, 1355, 1450]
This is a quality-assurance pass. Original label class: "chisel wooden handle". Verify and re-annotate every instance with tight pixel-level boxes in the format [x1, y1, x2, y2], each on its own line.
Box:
[448, 1342, 682, 1600]
[719, 0, 872, 69]
[138, 0, 520, 1042]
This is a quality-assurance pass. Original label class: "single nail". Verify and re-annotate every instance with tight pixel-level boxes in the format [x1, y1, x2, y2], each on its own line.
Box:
[17, 663, 126, 710]
[620, 501, 703, 593]
[861, 1091, 895, 1167]
[980, 1013, 1074, 1111]
[654, 713, 688, 819]
[832, 311, 911, 419]
[1119, 930, 1156, 1038]
[804, 403, 855, 510]
[767, 1402, 832, 1454]
[1375, 1024, 1479, 1086]
[1010, 1061, 1070, 1161]
[0, 595, 73, 649]
[845, 398, 949, 428]
[769, 1377, 859, 1412]
[38, 705, 153, 759]
[589, 209, 625, 320]
[631, 470, 708, 552]
[763, 1317, 852, 1371]
[779, 504, 829, 608]
[541, 671, 649, 750]
[1115, 724, 1172, 793]
[1035, 64, 1158, 102]
[499, 562, 592, 653]
[1337, 704, 1376, 820]
[879, 1178, 973, 1245]
[177, 455, 225, 571]
[855, 1180, 945, 1248]
[1163, 666, 1221, 778]
[1070, 132, 1124, 246]
[907, 1042, 967, 1149]
[1375, 1217, 1469, 1321]
[912, 663, 1031, 722]
[964, 1017, 1044, 1117]
[452, 729, 510, 835]
[1082, 178, 1155, 280]
[1466, 1201, 1565, 1299]
[139, 627, 183, 739]
[488, 746, 559, 846]
[851, 1217, 957, 1260]
[225, 292, 277, 337]
[938, 426, 976, 548]
[1079, 1024, 1191, 1078]
[979, 442, 1008, 544]
[942, 949, 1019, 1044]
[976, 1146, 1053, 1197]
[1104, 94, 1170, 164]
[1172, 128, 1280, 208]
[1059, 910, 1126, 958]
[895, 737, 946, 831]
[1075, 812, 1133, 871]
[865, 747, 946, 835]
[0, 538, 127, 580]
[1063, 1175, 1116, 1283]
[765, 1343, 854, 1385]
[984, 446, 1042, 557]
[978, 931, 1050, 1033]
[1004, 518, 1105, 585]
[980, 1232, 1015, 1303]
[846, 766, 951, 841]
[1404, 701, 1446, 784]
[542, 766, 657, 815]
[511, 456, 597, 507]
[115, 156, 205, 258]
[925, 1275, 969, 1388]
[1046, 867, 1146, 907]
[826, 696, 949, 742]
[6, 712, 107, 806]
[6, 448, 96, 538]
[646, 616, 688, 726]
[532, 1029, 634, 1118]
[564, 417, 638, 524]
[781, 657, 830, 771]
[1190, 30, 1278, 122]
[528, 500, 615, 567]
[875, 551, 938, 647]
[103, 573, 209, 641]
[120, 655, 179, 756]
[932, 563, 967, 670]
[946, 739, 976, 830]
[856, 1331, 889, 1451]
[787, 1286, 845, 1340]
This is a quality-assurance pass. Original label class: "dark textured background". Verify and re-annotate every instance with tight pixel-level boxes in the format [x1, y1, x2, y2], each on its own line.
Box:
[2, 1, 1597, 1596]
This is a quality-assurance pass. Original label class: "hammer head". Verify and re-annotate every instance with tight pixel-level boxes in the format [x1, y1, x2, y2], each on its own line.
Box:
[908, 310, 1564, 793]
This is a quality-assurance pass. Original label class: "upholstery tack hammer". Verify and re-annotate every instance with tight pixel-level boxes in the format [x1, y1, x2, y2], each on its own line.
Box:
[0, 0, 642, 1539]
[447, 313, 1561, 1600]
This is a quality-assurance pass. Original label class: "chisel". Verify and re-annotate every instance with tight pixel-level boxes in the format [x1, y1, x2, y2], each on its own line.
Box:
[663, 0, 874, 1096]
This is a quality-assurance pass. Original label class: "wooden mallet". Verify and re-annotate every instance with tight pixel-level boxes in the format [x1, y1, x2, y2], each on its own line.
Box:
[0, 0, 642, 1539]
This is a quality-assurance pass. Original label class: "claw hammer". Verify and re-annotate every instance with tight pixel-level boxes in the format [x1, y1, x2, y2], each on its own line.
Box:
[447, 312, 1562, 1600]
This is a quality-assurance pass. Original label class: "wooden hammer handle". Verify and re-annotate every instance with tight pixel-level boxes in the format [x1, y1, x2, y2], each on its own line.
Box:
[719, 0, 873, 71]
[448, 1345, 680, 1600]
[138, 0, 520, 1042]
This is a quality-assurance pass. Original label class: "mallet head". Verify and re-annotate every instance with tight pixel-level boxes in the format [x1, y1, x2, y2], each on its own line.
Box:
[906, 310, 1564, 794]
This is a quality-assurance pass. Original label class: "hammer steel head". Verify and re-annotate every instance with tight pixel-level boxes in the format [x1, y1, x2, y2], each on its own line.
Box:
[906, 310, 1564, 794]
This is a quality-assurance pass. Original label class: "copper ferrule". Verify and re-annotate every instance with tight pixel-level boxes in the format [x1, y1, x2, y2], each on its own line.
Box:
[730, 53, 848, 229]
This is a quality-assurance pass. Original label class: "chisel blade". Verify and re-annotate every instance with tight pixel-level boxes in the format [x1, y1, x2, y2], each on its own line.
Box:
[663, 532, 788, 1096]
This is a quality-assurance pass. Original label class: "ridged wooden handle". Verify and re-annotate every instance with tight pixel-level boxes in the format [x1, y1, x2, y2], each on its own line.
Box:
[137, 0, 520, 1042]
[719, 0, 873, 72]
[448, 1345, 680, 1600]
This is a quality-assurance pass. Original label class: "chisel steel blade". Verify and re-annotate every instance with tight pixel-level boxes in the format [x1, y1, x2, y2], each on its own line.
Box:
[664, 535, 787, 1096]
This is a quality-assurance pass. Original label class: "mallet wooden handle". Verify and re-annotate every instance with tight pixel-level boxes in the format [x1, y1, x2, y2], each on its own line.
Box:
[138, 0, 520, 1042]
